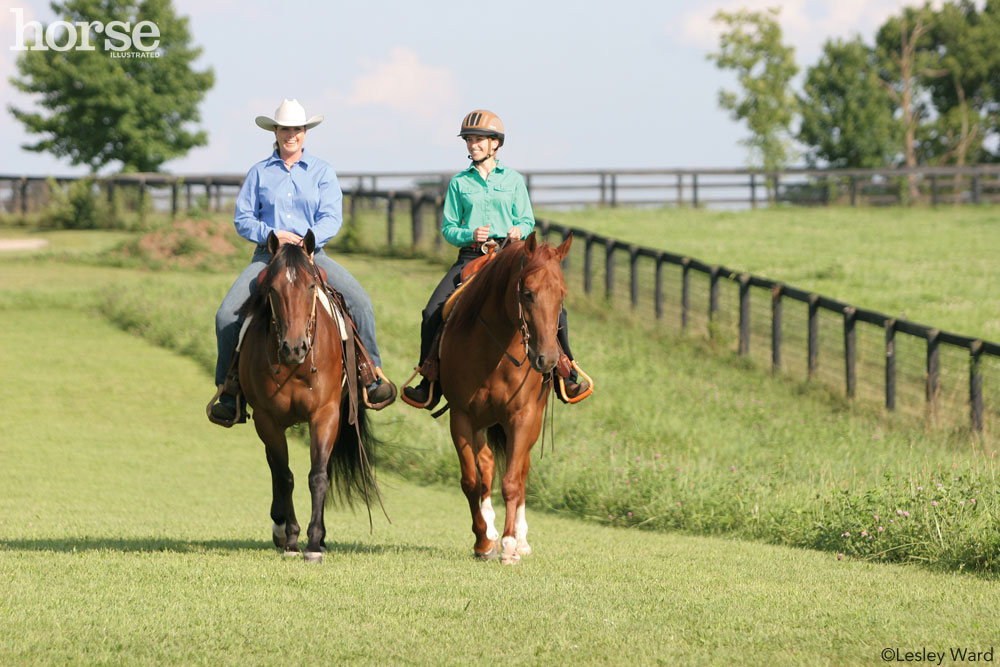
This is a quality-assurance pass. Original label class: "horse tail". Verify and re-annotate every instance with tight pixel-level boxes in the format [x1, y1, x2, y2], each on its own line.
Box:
[485, 424, 508, 475]
[327, 401, 380, 509]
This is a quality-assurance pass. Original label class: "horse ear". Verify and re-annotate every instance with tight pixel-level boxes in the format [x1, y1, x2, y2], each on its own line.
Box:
[267, 230, 280, 256]
[524, 231, 537, 255]
[304, 229, 316, 256]
[555, 232, 573, 261]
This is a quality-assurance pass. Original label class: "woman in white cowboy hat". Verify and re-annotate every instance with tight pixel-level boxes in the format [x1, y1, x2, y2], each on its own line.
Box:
[209, 99, 395, 425]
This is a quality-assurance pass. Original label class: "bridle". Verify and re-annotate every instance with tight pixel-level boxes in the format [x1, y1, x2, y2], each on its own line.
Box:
[264, 259, 322, 375]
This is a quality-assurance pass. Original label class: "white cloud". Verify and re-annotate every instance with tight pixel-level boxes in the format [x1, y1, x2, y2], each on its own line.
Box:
[346, 46, 458, 119]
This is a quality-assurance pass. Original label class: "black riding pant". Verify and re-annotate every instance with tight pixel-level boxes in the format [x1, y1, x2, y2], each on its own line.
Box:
[418, 246, 576, 369]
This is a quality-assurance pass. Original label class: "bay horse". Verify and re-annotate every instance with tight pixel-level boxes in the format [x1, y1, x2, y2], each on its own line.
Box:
[239, 230, 379, 563]
[440, 232, 572, 564]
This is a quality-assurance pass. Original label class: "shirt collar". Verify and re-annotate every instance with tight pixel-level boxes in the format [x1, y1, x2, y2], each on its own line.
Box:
[464, 158, 505, 174]
[267, 148, 312, 170]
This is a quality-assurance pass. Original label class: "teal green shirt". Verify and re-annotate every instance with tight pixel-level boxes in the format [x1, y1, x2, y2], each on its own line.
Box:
[441, 160, 535, 247]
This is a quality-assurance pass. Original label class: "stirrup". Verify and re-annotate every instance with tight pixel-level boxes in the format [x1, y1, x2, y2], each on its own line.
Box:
[400, 367, 438, 409]
[206, 384, 245, 427]
[556, 361, 594, 404]
[362, 367, 397, 410]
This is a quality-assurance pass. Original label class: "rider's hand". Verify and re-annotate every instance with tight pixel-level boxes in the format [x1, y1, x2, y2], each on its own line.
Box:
[473, 226, 490, 243]
[507, 227, 522, 241]
[275, 230, 303, 246]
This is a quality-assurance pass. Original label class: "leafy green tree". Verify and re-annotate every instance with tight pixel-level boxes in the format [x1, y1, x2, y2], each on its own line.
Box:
[707, 6, 798, 197]
[798, 37, 899, 168]
[919, 0, 1000, 167]
[875, 4, 941, 200]
[9, 0, 214, 173]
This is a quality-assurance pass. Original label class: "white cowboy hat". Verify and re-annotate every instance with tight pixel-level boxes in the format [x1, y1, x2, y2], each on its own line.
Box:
[254, 99, 324, 131]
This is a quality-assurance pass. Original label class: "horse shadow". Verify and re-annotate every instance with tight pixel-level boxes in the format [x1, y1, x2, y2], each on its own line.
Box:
[0, 536, 441, 556]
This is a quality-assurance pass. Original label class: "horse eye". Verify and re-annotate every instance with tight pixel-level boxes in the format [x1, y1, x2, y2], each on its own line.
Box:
[521, 289, 534, 303]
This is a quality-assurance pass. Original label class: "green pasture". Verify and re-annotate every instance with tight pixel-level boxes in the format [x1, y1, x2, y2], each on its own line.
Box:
[2, 228, 994, 576]
[2, 273, 999, 665]
[340, 201, 1000, 343]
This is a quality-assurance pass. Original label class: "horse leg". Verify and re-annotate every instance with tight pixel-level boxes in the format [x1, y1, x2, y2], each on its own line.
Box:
[515, 459, 532, 557]
[256, 415, 301, 555]
[475, 433, 500, 553]
[499, 420, 541, 565]
[303, 406, 338, 564]
[450, 411, 495, 558]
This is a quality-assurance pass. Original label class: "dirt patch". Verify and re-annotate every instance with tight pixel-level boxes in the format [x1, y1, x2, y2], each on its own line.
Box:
[121, 218, 244, 268]
[0, 239, 49, 251]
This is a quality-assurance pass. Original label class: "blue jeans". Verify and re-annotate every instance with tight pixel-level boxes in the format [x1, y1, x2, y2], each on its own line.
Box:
[214, 246, 383, 387]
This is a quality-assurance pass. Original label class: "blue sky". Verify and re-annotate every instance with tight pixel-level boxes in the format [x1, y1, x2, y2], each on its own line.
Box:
[1, 0, 928, 176]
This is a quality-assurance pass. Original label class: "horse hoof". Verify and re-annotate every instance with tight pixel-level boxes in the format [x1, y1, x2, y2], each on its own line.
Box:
[282, 549, 300, 559]
[500, 553, 521, 565]
[474, 544, 498, 560]
[304, 551, 323, 564]
[272, 523, 286, 549]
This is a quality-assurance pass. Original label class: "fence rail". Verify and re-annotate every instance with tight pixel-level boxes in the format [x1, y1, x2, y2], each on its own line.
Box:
[3, 164, 1000, 214]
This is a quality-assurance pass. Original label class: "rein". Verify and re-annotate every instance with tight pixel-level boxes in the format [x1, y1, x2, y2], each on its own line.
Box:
[477, 249, 531, 367]
[265, 262, 321, 376]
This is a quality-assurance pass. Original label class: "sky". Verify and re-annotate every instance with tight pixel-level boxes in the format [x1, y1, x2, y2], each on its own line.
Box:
[0, 0, 932, 178]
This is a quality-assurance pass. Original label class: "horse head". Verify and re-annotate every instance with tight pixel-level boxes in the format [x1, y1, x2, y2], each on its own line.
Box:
[263, 229, 320, 365]
[517, 232, 572, 374]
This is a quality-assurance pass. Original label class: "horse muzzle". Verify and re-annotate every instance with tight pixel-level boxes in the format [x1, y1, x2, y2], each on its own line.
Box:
[279, 337, 310, 364]
[528, 347, 559, 375]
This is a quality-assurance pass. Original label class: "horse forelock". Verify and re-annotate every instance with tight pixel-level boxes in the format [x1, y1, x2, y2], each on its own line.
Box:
[239, 243, 314, 321]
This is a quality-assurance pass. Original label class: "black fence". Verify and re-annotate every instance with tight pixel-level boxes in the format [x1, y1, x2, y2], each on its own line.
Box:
[3, 164, 1000, 215]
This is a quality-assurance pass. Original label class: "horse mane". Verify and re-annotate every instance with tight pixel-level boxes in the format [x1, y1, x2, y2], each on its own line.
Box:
[238, 242, 315, 321]
[448, 239, 562, 333]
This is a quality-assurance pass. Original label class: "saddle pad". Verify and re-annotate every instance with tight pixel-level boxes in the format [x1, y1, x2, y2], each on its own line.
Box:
[235, 288, 347, 353]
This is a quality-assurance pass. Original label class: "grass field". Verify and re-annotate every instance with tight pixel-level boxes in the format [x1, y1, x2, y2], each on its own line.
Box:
[2, 227, 994, 576]
[2, 299, 999, 664]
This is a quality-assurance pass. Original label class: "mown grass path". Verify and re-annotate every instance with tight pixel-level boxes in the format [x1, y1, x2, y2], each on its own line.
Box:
[1, 295, 998, 663]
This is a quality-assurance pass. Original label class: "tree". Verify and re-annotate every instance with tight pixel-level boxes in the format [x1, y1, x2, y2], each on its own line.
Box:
[9, 0, 214, 173]
[919, 0, 1000, 170]
[798, 37, 899, 168]
[707, 7, 798, 198]
[875, 4, 941, 200]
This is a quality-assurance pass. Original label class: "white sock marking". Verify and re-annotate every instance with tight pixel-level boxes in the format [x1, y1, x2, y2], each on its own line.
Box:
[515, 504, 528, 542]
[480, 497, 499, 541]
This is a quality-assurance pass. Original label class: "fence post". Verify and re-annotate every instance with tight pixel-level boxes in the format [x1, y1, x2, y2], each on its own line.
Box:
[771, 283, 783, 371]
[604, 239, 616, 300]
[654, 253, 664, 320]
[807, 294, 819, 379]
[708, 266, 720, 331]
[583, 233, 595, 295]
[599, 173, 606, 207]
[610, 173, 617, 208]
[20, 177, 28, 215]
[629, 246, 639, 308]
[885, 319, 896, 412]
[434, 195, 444, 252]
[972, 174, 981, 204]
[676, 173, 683, 207]
[930, 174, 938, 206]
[849, 177, 857, 207]
[844, 306, 857, 399]
[750, 173, 757, 209]
[386, 192, 395, 247]
[185, 182, 192, 210]
[970, 341, 983, 432]
[738, 274, 751, 356]
[170, 179, 179, 218]
[926, 329, 940, 417]
[681, 259, 690, 330]
[560, 225, 571, 273]
[349, 190, 358, 220]
[692, 173, 699, 208]
[411, 194, 424, 247]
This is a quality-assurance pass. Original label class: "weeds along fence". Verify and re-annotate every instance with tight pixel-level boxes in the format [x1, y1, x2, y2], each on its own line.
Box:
[3, 164, 1000, 215]
[332, 188, 997, 437]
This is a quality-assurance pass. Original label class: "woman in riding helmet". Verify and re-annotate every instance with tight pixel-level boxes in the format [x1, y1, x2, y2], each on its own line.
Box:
[402, 109, 589, 408]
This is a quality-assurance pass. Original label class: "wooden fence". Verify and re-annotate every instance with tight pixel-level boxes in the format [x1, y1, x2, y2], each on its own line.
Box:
[3, 164, 1000, 214]
[336, 188, 997, 435]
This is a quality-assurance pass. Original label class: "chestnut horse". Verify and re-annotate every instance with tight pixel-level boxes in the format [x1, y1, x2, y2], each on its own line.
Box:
[440, 232, 572, 564]
[239, 230, 379, 563]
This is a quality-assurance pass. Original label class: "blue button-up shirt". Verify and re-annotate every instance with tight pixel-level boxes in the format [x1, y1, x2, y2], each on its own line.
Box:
[233, 149, 342, 247]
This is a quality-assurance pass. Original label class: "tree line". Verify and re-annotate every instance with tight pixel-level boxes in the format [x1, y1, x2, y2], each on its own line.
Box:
[708, 1, 1000, 199]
